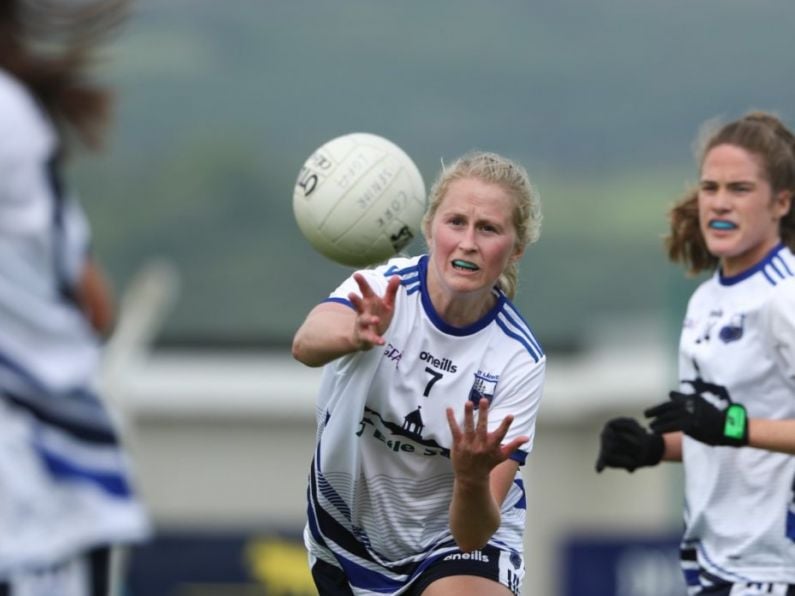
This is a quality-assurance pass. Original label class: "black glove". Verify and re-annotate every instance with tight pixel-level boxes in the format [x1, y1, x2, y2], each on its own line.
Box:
[644, 391, 748, 447]
[595, 417, 665, 473]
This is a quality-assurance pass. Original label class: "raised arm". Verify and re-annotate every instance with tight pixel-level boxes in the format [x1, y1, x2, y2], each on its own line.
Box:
[292, 273, 400, 367]
[446, 398, 528, 551]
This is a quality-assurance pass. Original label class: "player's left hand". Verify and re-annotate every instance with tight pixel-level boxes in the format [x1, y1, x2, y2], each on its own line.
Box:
[446, 398, 528, 481]
[644, 391, 748, 447]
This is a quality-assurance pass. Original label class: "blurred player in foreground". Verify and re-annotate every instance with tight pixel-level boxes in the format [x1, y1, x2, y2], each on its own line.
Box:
[0, 1, 150, 595]
[293, 152, 546, 595]
[596, 112, 795, 595]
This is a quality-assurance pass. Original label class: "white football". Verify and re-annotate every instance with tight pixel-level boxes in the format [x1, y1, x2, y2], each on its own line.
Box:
[293, 132, 426, 267]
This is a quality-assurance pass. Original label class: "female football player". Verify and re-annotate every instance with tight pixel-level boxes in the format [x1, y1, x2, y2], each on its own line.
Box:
[293, 151, 545, 595]
[596, 112, 795, 595]
[0, 2, 150, 595]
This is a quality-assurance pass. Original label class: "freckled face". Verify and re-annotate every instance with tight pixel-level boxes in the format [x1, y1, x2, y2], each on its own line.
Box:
[426, 177, 521, 298]
[698, 144, 790, 277]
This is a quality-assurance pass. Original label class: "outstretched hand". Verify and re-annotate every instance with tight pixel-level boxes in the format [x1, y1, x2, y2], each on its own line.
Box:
[348, 273, 400, 351]
[446, 398, 528, 482]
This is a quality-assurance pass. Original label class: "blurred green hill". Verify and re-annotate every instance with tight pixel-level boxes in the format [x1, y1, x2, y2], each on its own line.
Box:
[70, 0, 795, 350]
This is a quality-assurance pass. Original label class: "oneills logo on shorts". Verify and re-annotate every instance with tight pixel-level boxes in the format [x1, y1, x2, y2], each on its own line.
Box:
[442, 550, 490, 563]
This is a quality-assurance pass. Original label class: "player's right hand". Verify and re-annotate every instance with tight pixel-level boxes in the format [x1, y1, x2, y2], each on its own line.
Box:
[348, 273, 400, 350]
[595, 417, 664, 473]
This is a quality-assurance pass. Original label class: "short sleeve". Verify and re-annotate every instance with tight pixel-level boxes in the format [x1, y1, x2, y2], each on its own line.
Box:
[324, 266, 390, 308]
[487, 355, 546, 462]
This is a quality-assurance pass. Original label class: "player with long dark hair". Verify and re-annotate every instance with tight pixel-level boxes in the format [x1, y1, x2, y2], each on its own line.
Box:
[0, 2, 149, 595]
[596, 112, 795, 594]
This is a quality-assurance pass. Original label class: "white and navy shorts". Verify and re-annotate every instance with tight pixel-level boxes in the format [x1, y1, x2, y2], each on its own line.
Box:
[311, 543, 524, 595]
[410, 544, 524, 595]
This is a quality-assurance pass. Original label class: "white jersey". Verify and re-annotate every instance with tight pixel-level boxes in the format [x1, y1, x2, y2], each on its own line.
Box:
[677, 243, 795, 586]
[304, 255, 545, 595]
[0, 69, 100, 392]
[0, 68, 150, 576]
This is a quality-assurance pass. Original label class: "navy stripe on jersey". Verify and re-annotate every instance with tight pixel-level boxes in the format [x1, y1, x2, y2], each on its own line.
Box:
[0, 351, 118, 444]
[512, 478, 526, 509]
[788, 473, 795, 541]
[309, 457, 417, 576]
[46, 151, 82, 307]
[495, 317, 540, 362]
[508, 450, 528, 465]
[317, 472, 354, 523]
[680, 546, 699, 587]
[384, 263, 421, 295]
[3, 392, 118, 444]
[496, 305, 543, 362]
[769, 258, 786, 279]
[309, 453, 463, 592]
[324, 296, 354, 309]
[308, 480, 453, 592]
[33, 438, 131, 497]
[776, 254, 794, 276]
[500, 302, 544, 356]
[761, 256, 795, 286]
[309, 462, 393, 570]
[720, 243, 794, 286]
[384, 263, 421, 278]
[688, 541, 752, 585]
[306, 483, 329, 550]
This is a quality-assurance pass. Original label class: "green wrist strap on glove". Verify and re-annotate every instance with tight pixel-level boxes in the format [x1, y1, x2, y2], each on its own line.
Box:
[644, 391, 748, 447]
[723, 403, 748, 444]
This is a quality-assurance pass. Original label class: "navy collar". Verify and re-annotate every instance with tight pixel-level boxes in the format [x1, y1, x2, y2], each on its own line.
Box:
[417, 255, 505, 336]
[718, 242, 785, 286]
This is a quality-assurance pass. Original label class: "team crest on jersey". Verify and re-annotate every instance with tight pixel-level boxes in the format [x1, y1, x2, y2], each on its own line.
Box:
[718, 314, 745, 344]
[468, 371, 499, 405]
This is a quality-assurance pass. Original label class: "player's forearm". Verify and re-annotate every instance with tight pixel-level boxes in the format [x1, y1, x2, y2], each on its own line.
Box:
[292, 306, 360, 367]
[747, 418, 795, 454]
[77, 259, 115, 336]
[448, 476, 500, 552]
[661, 432, 683, 461]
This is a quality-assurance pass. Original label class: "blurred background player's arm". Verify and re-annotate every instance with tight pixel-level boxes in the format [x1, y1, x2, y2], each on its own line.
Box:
[77, 255, 115, 336]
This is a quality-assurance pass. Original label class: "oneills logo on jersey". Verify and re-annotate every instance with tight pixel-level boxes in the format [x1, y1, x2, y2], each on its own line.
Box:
[419, 350, 457, 373]
[469, 371, 499, 405]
